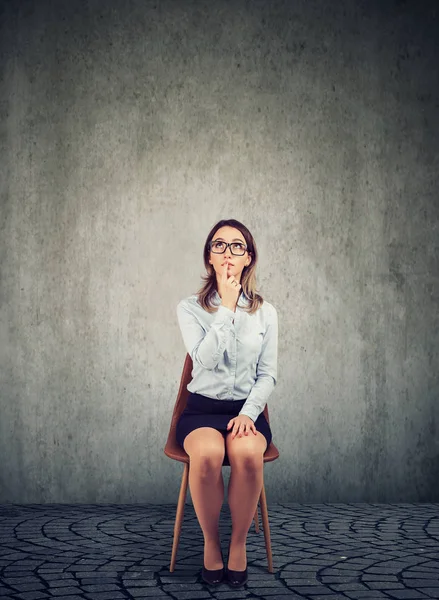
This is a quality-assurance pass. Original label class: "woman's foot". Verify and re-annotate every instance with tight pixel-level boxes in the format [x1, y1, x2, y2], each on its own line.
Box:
[203, 538, 224, 570]
[227, 539, 247, 571]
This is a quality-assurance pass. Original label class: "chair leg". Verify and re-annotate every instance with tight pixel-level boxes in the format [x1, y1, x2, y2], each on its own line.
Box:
[253, 503, 260, 533]
[169, 462, 189, 572]
[259, 481, 274, 573]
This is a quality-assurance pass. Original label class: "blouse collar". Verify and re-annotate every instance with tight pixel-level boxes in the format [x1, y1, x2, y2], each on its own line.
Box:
[212, 289, 250, 307]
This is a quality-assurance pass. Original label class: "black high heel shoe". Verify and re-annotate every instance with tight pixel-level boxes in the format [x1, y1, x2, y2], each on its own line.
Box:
[226, 539, 248, 587]
[201, 548, 224, 585]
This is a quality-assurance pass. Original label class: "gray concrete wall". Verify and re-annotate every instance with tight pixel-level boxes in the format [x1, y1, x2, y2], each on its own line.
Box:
[1, 0, 438, 504]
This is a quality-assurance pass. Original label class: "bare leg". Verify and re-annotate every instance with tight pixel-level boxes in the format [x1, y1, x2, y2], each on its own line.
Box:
[184, 427, 226, 569]
[226, 432, 266, 570]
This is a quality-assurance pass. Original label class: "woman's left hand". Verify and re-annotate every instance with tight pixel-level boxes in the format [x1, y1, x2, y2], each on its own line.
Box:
[227, 415, 257, 439]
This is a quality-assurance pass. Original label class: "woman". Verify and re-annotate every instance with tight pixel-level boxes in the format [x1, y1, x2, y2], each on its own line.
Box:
[175, 218, 278, 588]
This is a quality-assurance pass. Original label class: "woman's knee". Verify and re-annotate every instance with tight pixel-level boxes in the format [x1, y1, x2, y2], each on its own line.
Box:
[184, 427, 226, 475]
[226, 435, 266, 471]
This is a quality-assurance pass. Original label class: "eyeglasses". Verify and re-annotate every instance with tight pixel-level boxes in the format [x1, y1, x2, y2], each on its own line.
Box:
[209, 240, 248, 256]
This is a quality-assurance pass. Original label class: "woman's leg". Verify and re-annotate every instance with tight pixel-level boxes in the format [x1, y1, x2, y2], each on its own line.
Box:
[183, 427, 226, 569]
[225, 431, 267, 570]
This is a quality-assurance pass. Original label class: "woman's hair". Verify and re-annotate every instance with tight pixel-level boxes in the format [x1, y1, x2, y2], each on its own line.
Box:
[195, 218, 264, 315]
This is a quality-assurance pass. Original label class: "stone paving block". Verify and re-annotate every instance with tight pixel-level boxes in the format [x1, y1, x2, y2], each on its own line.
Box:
[1, 553, 31, 560]
[9, 582, 47, 592]
[321, 576, 362, 583]
[284, 578, 325, 585]
[343, 591, 392, 598]
[367, 568, 406, 574]
[127, 588, 173, 597]
[262, 596, 308, 600]
[12, 561, 46, 568]
[422, 591, 439, 599]
[44, 589, 83, 599]
[45, 580, 79, 588]
[83, 592, 126, 599]
[246, 578, 286, 586]
[158, 576, 198, 584]
[161, 582, 206, 591]
[362, 576, 400, 581]
[2, 565, 40, 572]
[251, 588, 296, 596]
[367, 583, 406, 590]
[75, 571, 124, 580]
[244, 572, 278, 579]
[65, 564, 97, 572]
[39, 558, 75, 565]
[288, 585, 333, 594]
[1, 577, 41, 585]
[82, 583, 122, 592]
[78, 577, 119, 584]
[75, 559, 107, 565]
[330, 584, 375, 591]
[123, 572, 155, 580]
[410, 569, 439, 574]
[37, 569, 65, 574]
[45, 587, 82, 596]
[170, 592, 214, 599]
[308, 596, 352, 600]
[383, 590, 431, 598]
[281, 569, 322, 576]
[329, 563, 370, 570]
[15, 592, 50, 600]
[404, 581, 439, 588]
[323, 568, 363, 575]
[131, 597, 176, 600]
[213, 592, 252, 599]
[125, 580, 157, 587]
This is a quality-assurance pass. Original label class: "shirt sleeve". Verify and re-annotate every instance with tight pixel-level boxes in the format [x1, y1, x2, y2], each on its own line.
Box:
[177, 300, 236, 370]
[238, 305, 278, 423]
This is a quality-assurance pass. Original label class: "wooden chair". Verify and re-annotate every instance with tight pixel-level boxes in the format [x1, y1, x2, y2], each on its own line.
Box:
[164, 352, 280, 573]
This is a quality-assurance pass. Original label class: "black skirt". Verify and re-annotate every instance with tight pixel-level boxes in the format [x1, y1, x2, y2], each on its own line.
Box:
[176, 392, 272, 451]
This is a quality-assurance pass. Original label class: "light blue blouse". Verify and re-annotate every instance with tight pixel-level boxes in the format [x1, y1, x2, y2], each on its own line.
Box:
[176, 290, 278, 422]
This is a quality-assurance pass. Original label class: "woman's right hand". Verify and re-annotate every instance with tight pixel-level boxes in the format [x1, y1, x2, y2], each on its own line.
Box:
[218, 260, 241, 311]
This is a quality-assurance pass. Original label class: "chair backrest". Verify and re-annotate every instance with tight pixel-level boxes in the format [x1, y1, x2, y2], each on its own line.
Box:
[166, 353, 194, 445]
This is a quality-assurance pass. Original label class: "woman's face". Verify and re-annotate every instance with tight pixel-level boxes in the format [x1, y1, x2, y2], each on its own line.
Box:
[208, 226, 251, 284]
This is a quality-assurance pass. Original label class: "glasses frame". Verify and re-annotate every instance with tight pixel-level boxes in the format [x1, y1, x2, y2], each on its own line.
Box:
[209, 240, 248, 256]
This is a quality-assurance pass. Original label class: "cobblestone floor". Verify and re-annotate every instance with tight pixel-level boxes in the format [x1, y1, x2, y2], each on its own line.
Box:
[0, 503, 438, 600]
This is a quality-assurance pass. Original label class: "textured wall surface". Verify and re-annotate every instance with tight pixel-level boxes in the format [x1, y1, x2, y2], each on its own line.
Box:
[1, 0, 438, 503]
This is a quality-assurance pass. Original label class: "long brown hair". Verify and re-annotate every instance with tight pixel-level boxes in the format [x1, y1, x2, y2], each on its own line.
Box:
[195, 219, 264, 315]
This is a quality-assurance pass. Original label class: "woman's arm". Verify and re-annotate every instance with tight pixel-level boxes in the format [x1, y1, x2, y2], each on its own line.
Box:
[176, 300, 235, 370]
[238, 305, 278, 423]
